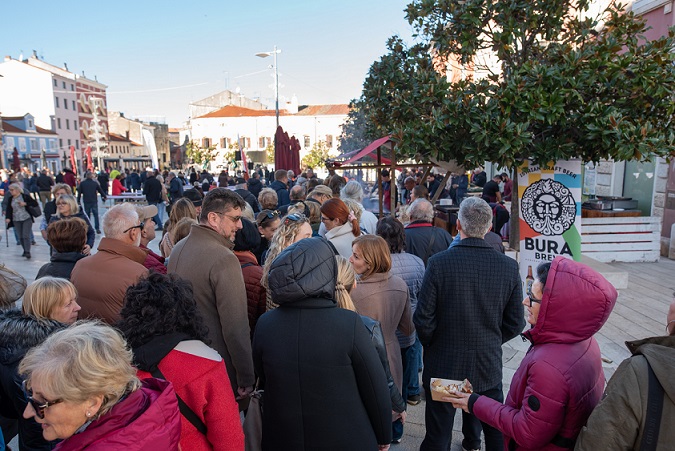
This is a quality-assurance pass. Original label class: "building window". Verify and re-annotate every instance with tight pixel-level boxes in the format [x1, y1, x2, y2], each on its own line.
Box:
[304, 136, 310, 148]
[66, 119, 70, 130]
[67, 139, 71, 147]
[19, 140, 26, 152]
[326, 135, 333, 148]
[55, 97, 59, 108]
[57, 118, 61, 129]
[28, 120, 33, 128]
[59, 138, 63, 148]
[62, 81, 66, 89]
[71, 84, 74, 91]
[202, 138, 211, 148]
[72, 100, 76, 110]
[74, 121, 77, 131]
[53, 79, 57, 87]
[64, 99, 68, 110]
[75, 141, 79, 149]
[259, 137, 266, 148]
[220, 137, 229, 148]
[30, 139, 38, 151]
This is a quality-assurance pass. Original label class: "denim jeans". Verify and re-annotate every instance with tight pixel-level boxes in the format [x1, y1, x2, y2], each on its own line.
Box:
[149, 202, 162, 228]
[402, 337, 422, 398]
[83, 202, 100, 230]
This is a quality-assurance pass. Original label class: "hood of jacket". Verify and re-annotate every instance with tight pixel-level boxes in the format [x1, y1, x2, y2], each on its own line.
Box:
[269, 180, 288, 192]
[0, 310, 65, 366]
[268, 237, 337, 306]
[523, 257, 617, 345]
[627, 334, 675, 398]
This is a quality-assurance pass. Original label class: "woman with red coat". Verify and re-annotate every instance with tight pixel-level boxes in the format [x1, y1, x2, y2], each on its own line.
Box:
[448, 257, 618, 451]
[111, 174, 127, 196]
[233, 218, 266, 339]
[118, 272, 244, 451]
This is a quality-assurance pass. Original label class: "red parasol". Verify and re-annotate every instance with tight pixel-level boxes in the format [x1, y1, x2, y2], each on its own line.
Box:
[85, 146, 94, 172]
[289, 135, 301, 175]
[69, 146, 77, 176]
[11, 148, 21, 173]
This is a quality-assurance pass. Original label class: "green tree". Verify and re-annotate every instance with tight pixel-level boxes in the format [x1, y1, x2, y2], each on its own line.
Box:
[185, 140, 216, 167]
[265, 144, 275, 165]
[338, 98, 372, 152]
[362, 0, 675, 246]
[302, 141, 332, 170]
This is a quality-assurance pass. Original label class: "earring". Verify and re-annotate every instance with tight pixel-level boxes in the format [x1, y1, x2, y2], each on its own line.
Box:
[86, 411, 91, 417]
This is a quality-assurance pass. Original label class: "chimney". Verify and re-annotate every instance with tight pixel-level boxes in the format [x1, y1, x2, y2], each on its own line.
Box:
[4, 56, 11, 62]
[64, 63, 68, 71]
[32, 50, 38, 58]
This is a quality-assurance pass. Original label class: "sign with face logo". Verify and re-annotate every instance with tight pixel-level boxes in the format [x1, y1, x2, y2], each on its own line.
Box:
[518, 160, 582, 284]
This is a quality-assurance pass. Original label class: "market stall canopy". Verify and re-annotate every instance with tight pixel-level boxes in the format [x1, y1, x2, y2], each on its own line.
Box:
[329, 136, 392, 167]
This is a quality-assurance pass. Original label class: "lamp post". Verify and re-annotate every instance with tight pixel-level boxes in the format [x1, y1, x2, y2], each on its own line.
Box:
[255, 46, 281, 129]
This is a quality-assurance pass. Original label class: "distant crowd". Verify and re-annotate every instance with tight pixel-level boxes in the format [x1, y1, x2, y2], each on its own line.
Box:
[0, 163, 673, 451]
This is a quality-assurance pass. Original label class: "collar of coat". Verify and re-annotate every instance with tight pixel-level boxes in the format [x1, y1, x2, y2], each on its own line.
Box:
[279, 297, 336, 309]
[626, 334, 675, 355]
[405, 221, 432, 229]
[97, 237, 149, 265]
[454, 237, 493, 249]
[190, 223, 235, 250]
[358, 272, 390, 284]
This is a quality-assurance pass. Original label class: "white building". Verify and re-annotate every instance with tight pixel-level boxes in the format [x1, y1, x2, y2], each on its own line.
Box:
[184, 103, 349, 171]
[0, 53, 82, 170]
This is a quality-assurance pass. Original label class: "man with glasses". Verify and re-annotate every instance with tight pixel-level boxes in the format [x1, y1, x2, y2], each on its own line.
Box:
[413, 197, 525, 451]
[70, 203, 149, 324]
[168, 188, 255, 409]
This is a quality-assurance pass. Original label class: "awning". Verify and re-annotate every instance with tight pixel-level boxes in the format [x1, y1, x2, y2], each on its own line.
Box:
[331, 136, 393, 167]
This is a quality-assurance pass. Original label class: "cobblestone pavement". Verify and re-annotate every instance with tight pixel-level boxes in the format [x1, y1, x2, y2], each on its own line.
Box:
[3, 204, 674, 450]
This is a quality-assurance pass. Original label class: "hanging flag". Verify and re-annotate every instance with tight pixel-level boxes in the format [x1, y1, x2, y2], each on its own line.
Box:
[85, 146, 94, 172]
[69, 146, 78, 176]
[241, 147, 249, 180]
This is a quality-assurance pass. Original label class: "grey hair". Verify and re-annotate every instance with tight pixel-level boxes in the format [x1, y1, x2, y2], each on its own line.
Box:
[102, 203, 139, 239]
[340, 180, 364, 203]
[458, 197, 493, 238]
[408, 198, 434, 223]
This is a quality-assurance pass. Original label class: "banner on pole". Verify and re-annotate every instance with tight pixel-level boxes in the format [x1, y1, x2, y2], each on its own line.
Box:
[518, 160, 582, 292]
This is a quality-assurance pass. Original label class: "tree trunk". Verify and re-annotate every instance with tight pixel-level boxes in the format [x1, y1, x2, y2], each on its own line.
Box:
[509, 170, 519, 251]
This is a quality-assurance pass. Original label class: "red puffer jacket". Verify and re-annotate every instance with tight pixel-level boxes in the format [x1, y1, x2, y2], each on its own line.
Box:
[55, 378, 181, 450]
[471, 257, 617, 451]
[235, 250, 266, 339]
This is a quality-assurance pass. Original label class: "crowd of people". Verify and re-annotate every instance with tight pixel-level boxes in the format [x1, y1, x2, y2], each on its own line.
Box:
[0, 163, 673, 451]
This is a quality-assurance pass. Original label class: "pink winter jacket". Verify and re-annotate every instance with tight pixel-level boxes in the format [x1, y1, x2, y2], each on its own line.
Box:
[471, 257, 618, 450]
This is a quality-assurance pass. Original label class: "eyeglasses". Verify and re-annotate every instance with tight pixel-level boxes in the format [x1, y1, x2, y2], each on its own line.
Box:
[56, 202, 67, 206]
[216, 212, 242, 223]
[22, 380, 63, 419]
[122, 221, 145, 233]
[526, 289, 542, 307]
[320, 216, 332, 223]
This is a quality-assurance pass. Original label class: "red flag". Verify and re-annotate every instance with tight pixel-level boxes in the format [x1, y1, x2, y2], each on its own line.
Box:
[69, 146, 77, 176]
[85, 146, 94, 171]
[241, 147, 249, 180]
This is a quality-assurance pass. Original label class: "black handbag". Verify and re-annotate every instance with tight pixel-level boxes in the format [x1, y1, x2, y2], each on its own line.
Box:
[27, 203, 42, 218]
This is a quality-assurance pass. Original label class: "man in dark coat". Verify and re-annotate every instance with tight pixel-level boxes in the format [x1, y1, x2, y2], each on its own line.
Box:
[247, 172, 263, 198]
[233, 178, 260, 213]
[269, 169, 290, 208]
[97, 171, 109, 195]
[414, 197, 525, 451]
[404, 199, 454, 266]
[129, 169, 141, 192]
[36, 169, 54, 205]
[253, 237, 393, 449]
[143, 170, 163, 228]
[77, 171, 107, 233]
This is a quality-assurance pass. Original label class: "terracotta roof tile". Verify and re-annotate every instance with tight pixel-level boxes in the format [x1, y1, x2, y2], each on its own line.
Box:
[197, 105, 286, 119]
[295, 104, 350, 116]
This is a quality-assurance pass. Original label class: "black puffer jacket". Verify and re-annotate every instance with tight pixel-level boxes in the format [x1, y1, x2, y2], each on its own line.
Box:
[0, 310, 65, 450]
[253, 237, 392, 450]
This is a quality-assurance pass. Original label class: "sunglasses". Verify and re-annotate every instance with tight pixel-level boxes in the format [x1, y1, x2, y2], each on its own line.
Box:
[123, 221, 145, 233]
[284, 213, 306, 225]
[22, 380, 63, 419]
[526, 289, 542, 307]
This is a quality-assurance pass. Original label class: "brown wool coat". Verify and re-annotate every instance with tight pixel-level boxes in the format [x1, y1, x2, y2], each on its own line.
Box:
[71, 237, 148, 324]
[168, 224, 255, 394]
[351, 272, 414, 390]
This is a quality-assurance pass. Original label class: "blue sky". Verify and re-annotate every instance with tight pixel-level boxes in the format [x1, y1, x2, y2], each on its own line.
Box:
[1, 0, 415, 127]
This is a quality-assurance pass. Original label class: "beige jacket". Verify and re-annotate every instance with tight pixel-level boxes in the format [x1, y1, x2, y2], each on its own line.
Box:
[350, 272, 414, 389]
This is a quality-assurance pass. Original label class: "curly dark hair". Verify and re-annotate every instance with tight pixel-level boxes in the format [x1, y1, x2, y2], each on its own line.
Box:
[376, 216, 406, 254]
[117, 272, 209, 348]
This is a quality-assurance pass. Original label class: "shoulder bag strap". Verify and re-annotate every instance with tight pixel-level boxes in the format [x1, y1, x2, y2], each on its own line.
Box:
[640, 360, 664, 451]
[151, 367, 207, 435]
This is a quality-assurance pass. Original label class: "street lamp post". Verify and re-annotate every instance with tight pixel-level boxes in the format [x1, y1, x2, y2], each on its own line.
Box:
[255, 46, 281, 129]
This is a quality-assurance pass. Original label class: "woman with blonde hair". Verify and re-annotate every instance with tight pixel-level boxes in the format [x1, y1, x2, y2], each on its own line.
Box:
[22, 277, 81, 325]
[261, 213, 313, 310]
[288, 201, 321, 235]
[159, 197, 197, 257]
[320, 198, 361, 258]
[49, 194, 95, 255]
[349, 234, 414, 443]
[19, 321, 181, 450]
